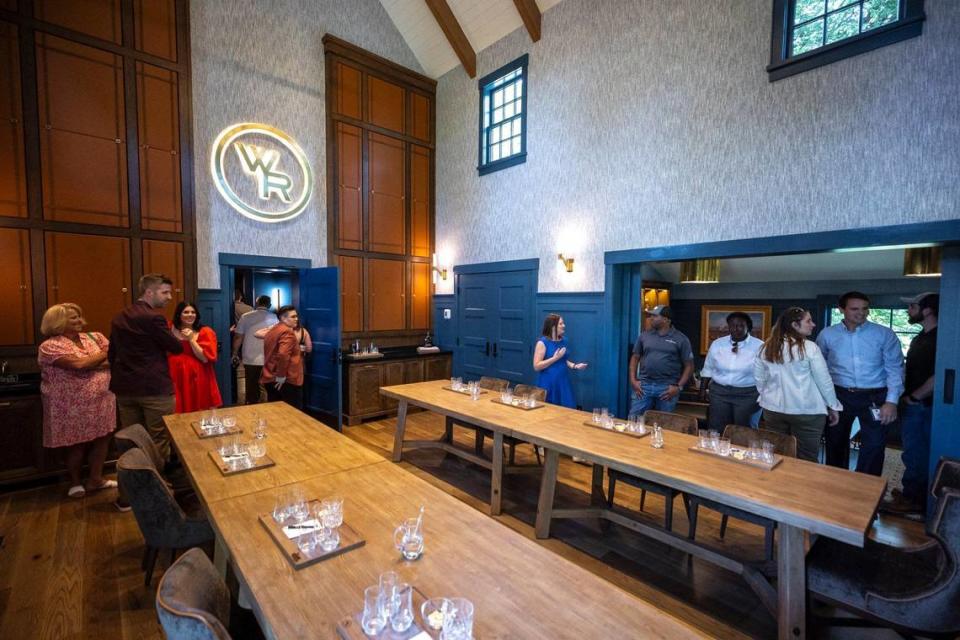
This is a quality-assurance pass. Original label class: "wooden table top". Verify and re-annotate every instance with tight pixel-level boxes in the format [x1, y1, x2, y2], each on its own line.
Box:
[208, 461, 704, 640]
[164, 403, 384, 507]
[381, 381, 886, 547]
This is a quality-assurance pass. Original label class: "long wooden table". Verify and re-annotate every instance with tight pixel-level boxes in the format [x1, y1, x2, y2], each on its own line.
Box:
[165, 402, 704, 639]
[380, 380, 888, 640]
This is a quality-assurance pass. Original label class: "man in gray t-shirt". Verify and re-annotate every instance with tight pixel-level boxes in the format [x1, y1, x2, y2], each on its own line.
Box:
[628, 306, 694, 417]
[232, 295, 278, 404]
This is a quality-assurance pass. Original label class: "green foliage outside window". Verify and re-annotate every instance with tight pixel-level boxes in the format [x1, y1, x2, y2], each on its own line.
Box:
[829, 307, 919, 355]
[791, 0, 900, 57]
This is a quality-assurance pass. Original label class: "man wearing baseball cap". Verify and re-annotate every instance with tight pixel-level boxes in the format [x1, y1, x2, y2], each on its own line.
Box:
[885, 292, 939, 516]
[628, 305, 694, 417]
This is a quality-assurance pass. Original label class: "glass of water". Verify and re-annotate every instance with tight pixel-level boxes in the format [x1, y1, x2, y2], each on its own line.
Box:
[592, 408, 602, 424]
[440, 598, 474, 640]
[390, 583, 414, 633]
[361, 585, 387, 636]
[761, 440, 776, 464]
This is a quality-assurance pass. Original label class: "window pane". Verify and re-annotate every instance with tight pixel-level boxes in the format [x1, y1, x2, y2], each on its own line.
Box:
[512, 137, 521, 155]
[795, 0, 826, 23]
[863, 0, 899, 31]
[827, 0, 857, 11]
[499, 141, 509, 158]
[792, 17, 824, 55]
[491, 126, 500, 143]
[515, 78, 523, 97]
[505, 84, 514, 102]
[826, 4, 861, 44]
[490, 144, 500, 162]
[504, 102, 514, 118]
[493, 89, 503, 108]
[512, 119, 521, 137]
[493, 107, 503, 124]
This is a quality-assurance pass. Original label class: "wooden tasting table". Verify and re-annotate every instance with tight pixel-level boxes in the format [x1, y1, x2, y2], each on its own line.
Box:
[381, 381, 887, 640]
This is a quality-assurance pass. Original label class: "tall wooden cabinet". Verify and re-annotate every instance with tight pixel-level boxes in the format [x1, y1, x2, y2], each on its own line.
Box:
[323, 36, 436, 344]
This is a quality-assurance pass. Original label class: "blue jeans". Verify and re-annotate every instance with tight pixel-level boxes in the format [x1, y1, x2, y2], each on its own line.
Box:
[900, 401, 932, 504]
[628, 381, 680, 417]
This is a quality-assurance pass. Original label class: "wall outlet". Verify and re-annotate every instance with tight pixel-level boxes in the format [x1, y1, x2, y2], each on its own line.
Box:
[443, 308, 451, 320]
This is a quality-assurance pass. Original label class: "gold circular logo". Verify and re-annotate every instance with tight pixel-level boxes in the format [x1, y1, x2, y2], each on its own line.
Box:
[211, 123, 314, 223]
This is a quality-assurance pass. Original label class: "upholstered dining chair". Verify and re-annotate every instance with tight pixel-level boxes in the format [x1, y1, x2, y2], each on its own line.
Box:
[115, 423, 165, 470]
[686, 425, 797, 562]
[806, 457, 960, 638]
[117, 448, 214, 586]
[606, 410, 698, 531]
[156, 547, 232, 640]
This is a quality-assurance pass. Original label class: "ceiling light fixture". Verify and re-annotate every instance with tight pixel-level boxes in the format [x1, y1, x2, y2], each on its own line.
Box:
[680, 259, 720, 283]
[903, 247, 942, 277]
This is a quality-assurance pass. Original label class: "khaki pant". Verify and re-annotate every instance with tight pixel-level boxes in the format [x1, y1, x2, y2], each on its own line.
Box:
[761, 409, 826, 463]
[117, 394, 176, 463]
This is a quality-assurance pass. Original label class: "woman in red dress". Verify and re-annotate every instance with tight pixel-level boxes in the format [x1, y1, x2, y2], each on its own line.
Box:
[168, 302, 222, 413]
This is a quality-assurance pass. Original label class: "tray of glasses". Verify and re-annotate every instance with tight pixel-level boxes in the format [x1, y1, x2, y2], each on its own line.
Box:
[259, 509, 365, 570]
[582, 421, 650, 439]
[191, 421, 243, 438]
[442, 386, 488, 395]
[336, 586, 432, 639]
[688, 445, 782, 471]
[491, 397, 543, 411]
[208, 449, 275, 475]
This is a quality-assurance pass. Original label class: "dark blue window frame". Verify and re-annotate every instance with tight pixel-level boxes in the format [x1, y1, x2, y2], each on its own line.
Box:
[477, 55, 528, 176]
[767, 0, 925, 82]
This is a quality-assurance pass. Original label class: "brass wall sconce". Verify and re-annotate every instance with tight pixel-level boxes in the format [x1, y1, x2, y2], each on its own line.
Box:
[432, 253, 448, 281]
[679, 258, 720, 283]
[557, 253, 574, 273]
[903, 246, 941, 277]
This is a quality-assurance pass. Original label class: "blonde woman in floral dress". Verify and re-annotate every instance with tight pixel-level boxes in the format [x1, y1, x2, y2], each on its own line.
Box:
[38, 303, 117, 498]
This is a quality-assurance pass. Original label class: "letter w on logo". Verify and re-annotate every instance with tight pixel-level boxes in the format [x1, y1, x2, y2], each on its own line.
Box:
[233, 142, 294, 203]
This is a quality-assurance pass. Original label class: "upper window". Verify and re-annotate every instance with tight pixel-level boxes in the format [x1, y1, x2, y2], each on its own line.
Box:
[829, 307, 920, 356]
[767, 0, 925, 81]
[478, 55, 527, 176]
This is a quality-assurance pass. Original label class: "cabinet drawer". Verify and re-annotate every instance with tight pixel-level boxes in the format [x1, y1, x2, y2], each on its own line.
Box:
[0, 395, 43, 481]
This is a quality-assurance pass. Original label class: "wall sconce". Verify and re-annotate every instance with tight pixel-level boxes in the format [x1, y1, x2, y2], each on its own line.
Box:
[432, 253, 448, 281]
[903, 246, 941, 277]
[557, 253, 575, 273]
[680, 259, 720, 283]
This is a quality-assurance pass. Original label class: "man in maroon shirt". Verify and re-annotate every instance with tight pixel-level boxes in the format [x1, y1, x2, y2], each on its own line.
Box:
[108, 273, 183, 462]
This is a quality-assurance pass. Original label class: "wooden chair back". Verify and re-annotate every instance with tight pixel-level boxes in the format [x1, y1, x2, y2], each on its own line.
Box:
[513, 384, 546, 401]
[644, 410, 698, 435]
[479, 376, 509, 391]
[722, 425, 798, 458]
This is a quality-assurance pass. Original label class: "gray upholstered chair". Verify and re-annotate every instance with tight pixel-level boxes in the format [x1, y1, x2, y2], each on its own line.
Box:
[156, 547, 232, 640]
[607, 411, 697, 531]
[115, 423, 165, 470]
[686, 426, 797, 562]
[806, 456, 960, 638]
[118, 448, 214, 586]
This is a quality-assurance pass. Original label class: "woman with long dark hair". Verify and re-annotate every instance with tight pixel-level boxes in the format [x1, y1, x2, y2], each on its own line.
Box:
[168, 301, 222, 413]
[754, 307, 841, 462]
[533, 313, 587, 407]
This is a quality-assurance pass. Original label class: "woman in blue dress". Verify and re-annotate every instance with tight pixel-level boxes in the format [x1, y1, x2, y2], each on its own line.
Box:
[533, 314, 588, 407]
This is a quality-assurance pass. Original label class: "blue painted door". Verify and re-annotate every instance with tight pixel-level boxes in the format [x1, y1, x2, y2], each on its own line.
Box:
[299, 267, 341, 429]
[458, 273, 493, 380]
[931, 245, 960, 475]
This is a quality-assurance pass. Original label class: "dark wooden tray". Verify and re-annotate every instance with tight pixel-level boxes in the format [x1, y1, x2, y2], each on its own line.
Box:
[207, 450, 275, 476]
[442, 386, 488, 395]
[582, 421, 650, 439]
[191, 421, 243, 438]
[491, 397, 543, 411]
[336, 586, 432, 639]
[688, 445, 782, 471]
[259, 507, 365, 570]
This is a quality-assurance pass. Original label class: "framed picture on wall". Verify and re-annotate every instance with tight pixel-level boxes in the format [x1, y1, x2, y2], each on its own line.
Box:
[699, 305, 772, 354]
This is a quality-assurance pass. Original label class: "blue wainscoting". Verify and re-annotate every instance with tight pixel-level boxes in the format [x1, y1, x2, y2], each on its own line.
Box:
[432, 294, 457, 352]
[536, 293, 604, 411]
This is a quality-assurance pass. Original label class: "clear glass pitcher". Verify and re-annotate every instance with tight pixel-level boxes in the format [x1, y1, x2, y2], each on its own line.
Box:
[393, 517, 424, 560]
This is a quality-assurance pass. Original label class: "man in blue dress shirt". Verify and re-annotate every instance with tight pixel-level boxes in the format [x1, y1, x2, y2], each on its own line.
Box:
[816, 291, 903, 475]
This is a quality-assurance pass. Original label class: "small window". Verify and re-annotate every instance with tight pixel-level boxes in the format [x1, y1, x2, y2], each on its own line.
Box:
[767, 0, 925, 81]
[478, 55, 527, 176]
[829, 307, 920, 355]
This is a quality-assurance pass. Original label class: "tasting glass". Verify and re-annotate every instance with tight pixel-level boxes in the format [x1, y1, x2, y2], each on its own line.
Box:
[470, 384, 481, 401]
[708, 430, 720, 451]
[378, 572, 400, 617]
[221, 415, 237, 431]
[254, 417, 268, 439]
[390, 583, 414, 633]
[440, 597, 474, 640]
[698, 430, 710, 449]
[501, 388, 513, 404]
[272, 489, 291, 524]
[248, 439, 266, 460]
[718, 438, 732, 456]
[361, 585, 387, 636]
[320, 497, 344, 528]
[524, 394, 536, 408]
[651, 424, 664, 448]
[592, 408, 602, 424]
[748, 439, 761, 460]
[761, 440, 776, 464]
[421, 598, 452, 632]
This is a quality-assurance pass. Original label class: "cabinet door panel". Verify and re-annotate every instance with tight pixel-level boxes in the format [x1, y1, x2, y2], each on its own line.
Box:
[368, 132, 404, 255]
[35, 0, 122, 44]
[381, 361, 404, 409]
[367, 76, 404, 133]
[402, 359, 424, 384]
[0, 24, 27, 218]
[45, 232, 131, 335]
[137, 63, 181, 232]
[0, 396, 42, 480]
[333, 62, 361, 119]
[134, 0, 177, 61]
[142, 239, 184, 297]
[411, 262, 430, 330]
[336, 123, 362, 250]
[0, 228, 34, 345]
[349, 364, 382, 415]
[410, 92, 431, 143]
[339, 255, 362, 333]
[410, 144, 430, 258]
[367, 258, 404, 331]
[424, 356, 451, 381]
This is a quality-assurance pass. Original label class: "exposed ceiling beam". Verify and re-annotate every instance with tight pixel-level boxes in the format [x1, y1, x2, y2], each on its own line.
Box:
[512, 0, 542, 42]
[424, 0, 476, 78]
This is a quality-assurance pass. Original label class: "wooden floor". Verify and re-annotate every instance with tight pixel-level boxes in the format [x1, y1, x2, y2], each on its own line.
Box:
[0, 409, 927, 639]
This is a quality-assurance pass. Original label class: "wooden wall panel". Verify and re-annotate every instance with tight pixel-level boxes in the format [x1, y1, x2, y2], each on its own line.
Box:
[35, 0, 122, 44]
[336, 123, 362, 250]
[368, 258, 404, 331]
[37, 35, 128, 227]
[334, 62, 361, 120]
[368, 132, 405, 255]
[410, 92, 431, 143]
[339, 255, 362, 333]
[410, 144, 430, 258]
[411, 261, 430, 330]
[0, 228, 33, 345]
[0, 1, 16, 12]
[142, 239, 184, 297]
[0, 23, 27, 219]
[45, 232, 132, 335]
[137, 62, 182, 232]
[367, 76, 404, 133]
[134, 0, 177, 62]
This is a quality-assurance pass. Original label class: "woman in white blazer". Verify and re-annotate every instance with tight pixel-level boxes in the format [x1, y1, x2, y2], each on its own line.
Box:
[754, 307, 841, 462]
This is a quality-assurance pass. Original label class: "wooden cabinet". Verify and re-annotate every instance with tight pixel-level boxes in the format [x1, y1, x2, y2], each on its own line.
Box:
[0, 228, 34, 345]
[0, 394, 43, 482]
[35, 0, 122, 44]
[142, 239, 184, 297]
[343, 353, 451, 425]
[137, 62, 182, 232]
[134, 0, 177, 61]
[0, 23, 27, 219]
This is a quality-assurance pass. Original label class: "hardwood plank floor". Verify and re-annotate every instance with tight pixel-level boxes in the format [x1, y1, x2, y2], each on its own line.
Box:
[0, 408, 927, 639]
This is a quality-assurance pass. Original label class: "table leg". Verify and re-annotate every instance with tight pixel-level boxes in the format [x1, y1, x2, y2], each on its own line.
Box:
[213, 531, 229, 578]
[590, 463, 606, 506]
[777, 523, 806, 640]
[534, 449, 560, 539]
[392, 400, 408, 462]
[491, 431, 504, 516]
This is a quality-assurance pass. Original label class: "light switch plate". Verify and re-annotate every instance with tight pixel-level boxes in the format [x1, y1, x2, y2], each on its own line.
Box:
[443, 308, 451, 319]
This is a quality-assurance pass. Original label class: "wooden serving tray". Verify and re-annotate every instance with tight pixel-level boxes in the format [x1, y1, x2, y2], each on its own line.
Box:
[582, 421, 650, 439]
[491, 397, 544, 411]
[259, 508, 365, 570]
[207, 450, 275, 476]
[191, 421, 243, 438]
[442, 386, 488, 395]
[336, 586, 431, 639]
[688, 445, 783, 471]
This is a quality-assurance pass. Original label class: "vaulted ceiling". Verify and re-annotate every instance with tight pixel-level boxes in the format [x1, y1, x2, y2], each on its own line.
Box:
[379, 0, 563, 79]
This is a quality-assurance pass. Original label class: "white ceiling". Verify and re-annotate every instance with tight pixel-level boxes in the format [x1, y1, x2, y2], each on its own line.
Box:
[647, 248, 931, 283]
[379, 0, 564, 78]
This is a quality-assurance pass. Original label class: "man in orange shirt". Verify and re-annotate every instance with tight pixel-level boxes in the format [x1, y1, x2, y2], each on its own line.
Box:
[260, 305, 303, 409]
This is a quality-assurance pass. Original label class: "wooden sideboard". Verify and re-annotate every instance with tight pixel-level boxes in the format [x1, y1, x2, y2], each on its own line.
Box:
[342, 351, 451, 425]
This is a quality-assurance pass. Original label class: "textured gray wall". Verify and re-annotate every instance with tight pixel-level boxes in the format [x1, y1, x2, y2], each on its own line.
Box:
[191, 0, 421, 288]
[435, 0, 960, 293]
